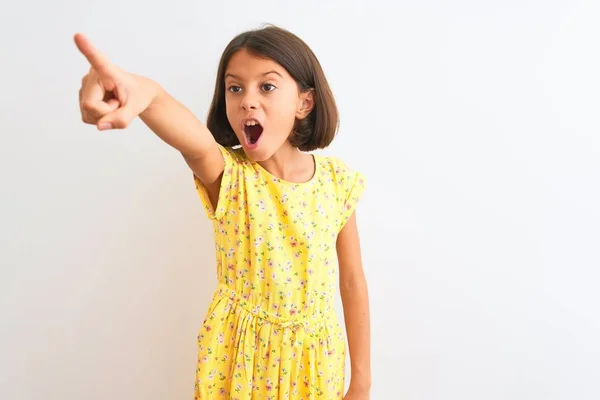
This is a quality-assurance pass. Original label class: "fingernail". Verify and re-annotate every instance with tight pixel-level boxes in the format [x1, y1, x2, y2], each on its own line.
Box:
[98, 122, 113, 130]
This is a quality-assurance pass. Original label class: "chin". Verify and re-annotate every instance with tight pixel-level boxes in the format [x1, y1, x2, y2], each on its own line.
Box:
[241, 143, 273, 162]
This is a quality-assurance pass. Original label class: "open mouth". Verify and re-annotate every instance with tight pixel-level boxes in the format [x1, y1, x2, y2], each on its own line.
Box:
[243, 120, 263, 145]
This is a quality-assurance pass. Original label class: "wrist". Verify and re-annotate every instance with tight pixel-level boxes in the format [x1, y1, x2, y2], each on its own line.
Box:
[349, 377, 371, 393]
[140, 77, 164, 117]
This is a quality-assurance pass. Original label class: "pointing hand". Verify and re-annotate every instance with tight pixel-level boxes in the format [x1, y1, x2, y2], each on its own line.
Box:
[74, 33, 158, 130]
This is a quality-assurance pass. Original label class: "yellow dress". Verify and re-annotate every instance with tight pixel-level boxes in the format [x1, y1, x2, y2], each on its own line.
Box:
[193, 145, 366, 399]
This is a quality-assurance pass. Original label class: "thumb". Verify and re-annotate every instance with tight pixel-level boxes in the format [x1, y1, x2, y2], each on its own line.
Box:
[97, 103, 136, 131]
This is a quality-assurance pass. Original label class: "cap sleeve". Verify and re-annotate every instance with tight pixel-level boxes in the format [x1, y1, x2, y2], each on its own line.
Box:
[335, 160, 367, 231]
[193, 144, 240, 221]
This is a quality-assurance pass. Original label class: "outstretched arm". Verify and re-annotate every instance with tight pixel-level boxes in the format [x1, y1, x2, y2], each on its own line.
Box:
[74, 33, 224, 206]
[337, 212, 371, 398]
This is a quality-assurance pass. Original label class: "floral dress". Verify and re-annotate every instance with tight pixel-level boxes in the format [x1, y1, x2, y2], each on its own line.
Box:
[193, 145, 366, 399]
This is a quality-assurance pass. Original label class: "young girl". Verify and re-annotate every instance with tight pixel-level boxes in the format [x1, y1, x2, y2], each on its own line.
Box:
[74, 25, 371, 399]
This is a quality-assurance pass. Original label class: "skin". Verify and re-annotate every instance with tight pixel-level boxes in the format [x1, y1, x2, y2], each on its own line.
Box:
[74, 33, 371, 398]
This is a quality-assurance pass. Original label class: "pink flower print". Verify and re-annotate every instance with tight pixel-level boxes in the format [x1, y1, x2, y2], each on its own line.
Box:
[205, 325, 212, 332]
[290, 237, 298, 247]
[286, 277, 292, 284]
[218, 333, 224, 344]
[265, 378, 274, 391]
[228, 264, 235, 271]
[208, 369, 216, 380]
[268, 259, 274, 268]
[258, 268, 265, 279]
[271, 272, 277, 280]
[254, 236, 263, 246]
[226, 248, 235, 258]
[219, 388, 226, 395]
[308, 268, 314, 276]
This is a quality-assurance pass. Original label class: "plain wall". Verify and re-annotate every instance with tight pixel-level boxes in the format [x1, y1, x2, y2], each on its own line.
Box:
[1, 0, 599, 399]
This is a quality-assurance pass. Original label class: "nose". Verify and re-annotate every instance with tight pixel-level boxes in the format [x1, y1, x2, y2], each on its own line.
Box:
[241, 91, 259, 110]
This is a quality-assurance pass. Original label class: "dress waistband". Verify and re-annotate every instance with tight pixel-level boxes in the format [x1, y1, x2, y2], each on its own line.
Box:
[215, 283, 325, 331]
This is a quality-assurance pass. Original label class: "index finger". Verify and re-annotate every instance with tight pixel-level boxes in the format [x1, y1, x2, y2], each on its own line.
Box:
[73, 33, 116, 76]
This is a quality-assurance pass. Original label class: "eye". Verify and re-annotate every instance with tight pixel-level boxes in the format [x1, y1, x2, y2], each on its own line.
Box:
[228, 85, 242, 93]
[262, 83, 276, 92]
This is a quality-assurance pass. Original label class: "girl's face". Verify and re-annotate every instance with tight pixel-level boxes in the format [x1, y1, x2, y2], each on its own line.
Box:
[224, 48, 313, 161]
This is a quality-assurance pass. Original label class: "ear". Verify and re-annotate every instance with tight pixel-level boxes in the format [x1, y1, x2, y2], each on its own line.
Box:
[296, 89, 315, 119]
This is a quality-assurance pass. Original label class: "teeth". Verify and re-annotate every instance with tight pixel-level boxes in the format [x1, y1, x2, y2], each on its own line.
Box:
[245, 120, 258, 126]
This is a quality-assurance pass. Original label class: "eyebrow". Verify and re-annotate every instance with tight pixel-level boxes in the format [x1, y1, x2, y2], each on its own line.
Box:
[224, 70, 283, 80]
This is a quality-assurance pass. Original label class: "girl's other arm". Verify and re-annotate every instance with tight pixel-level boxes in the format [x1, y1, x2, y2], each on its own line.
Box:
[337, 212, 371, 398]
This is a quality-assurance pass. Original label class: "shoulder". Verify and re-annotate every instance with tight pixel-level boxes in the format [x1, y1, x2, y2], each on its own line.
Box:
[316, 154, 367, 231]
[318, 154, 365, 182]
[316, 154, 366, 199]
[219, 145, 248, 164]
[216, 145, 258, 177]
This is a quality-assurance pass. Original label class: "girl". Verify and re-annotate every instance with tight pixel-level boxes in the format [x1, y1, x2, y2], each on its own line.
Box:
[75, 25, 370, 400]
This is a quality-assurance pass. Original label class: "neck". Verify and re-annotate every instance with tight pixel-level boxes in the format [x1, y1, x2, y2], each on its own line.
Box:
[258, 142, 314, 183]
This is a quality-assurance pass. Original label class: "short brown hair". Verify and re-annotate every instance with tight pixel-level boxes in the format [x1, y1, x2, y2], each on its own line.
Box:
[206, 25, 339, 152]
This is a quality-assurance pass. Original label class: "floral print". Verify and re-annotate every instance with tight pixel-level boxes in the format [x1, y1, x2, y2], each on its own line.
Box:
[193, 145, 366, 399]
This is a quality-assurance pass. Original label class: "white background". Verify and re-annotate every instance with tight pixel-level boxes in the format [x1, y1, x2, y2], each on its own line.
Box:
[1, 0, 599, 399]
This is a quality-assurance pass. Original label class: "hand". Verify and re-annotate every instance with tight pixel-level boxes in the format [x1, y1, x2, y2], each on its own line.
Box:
[343, 387, 370, 400]
[74, 33, 159, 130]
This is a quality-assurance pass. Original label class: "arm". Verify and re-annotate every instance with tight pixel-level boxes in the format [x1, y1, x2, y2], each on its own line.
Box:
[139, 87, 224, 206]
[337, 211, 371, 396]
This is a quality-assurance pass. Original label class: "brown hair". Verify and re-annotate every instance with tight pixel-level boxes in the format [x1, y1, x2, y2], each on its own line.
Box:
[206, 25, 339, 152]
